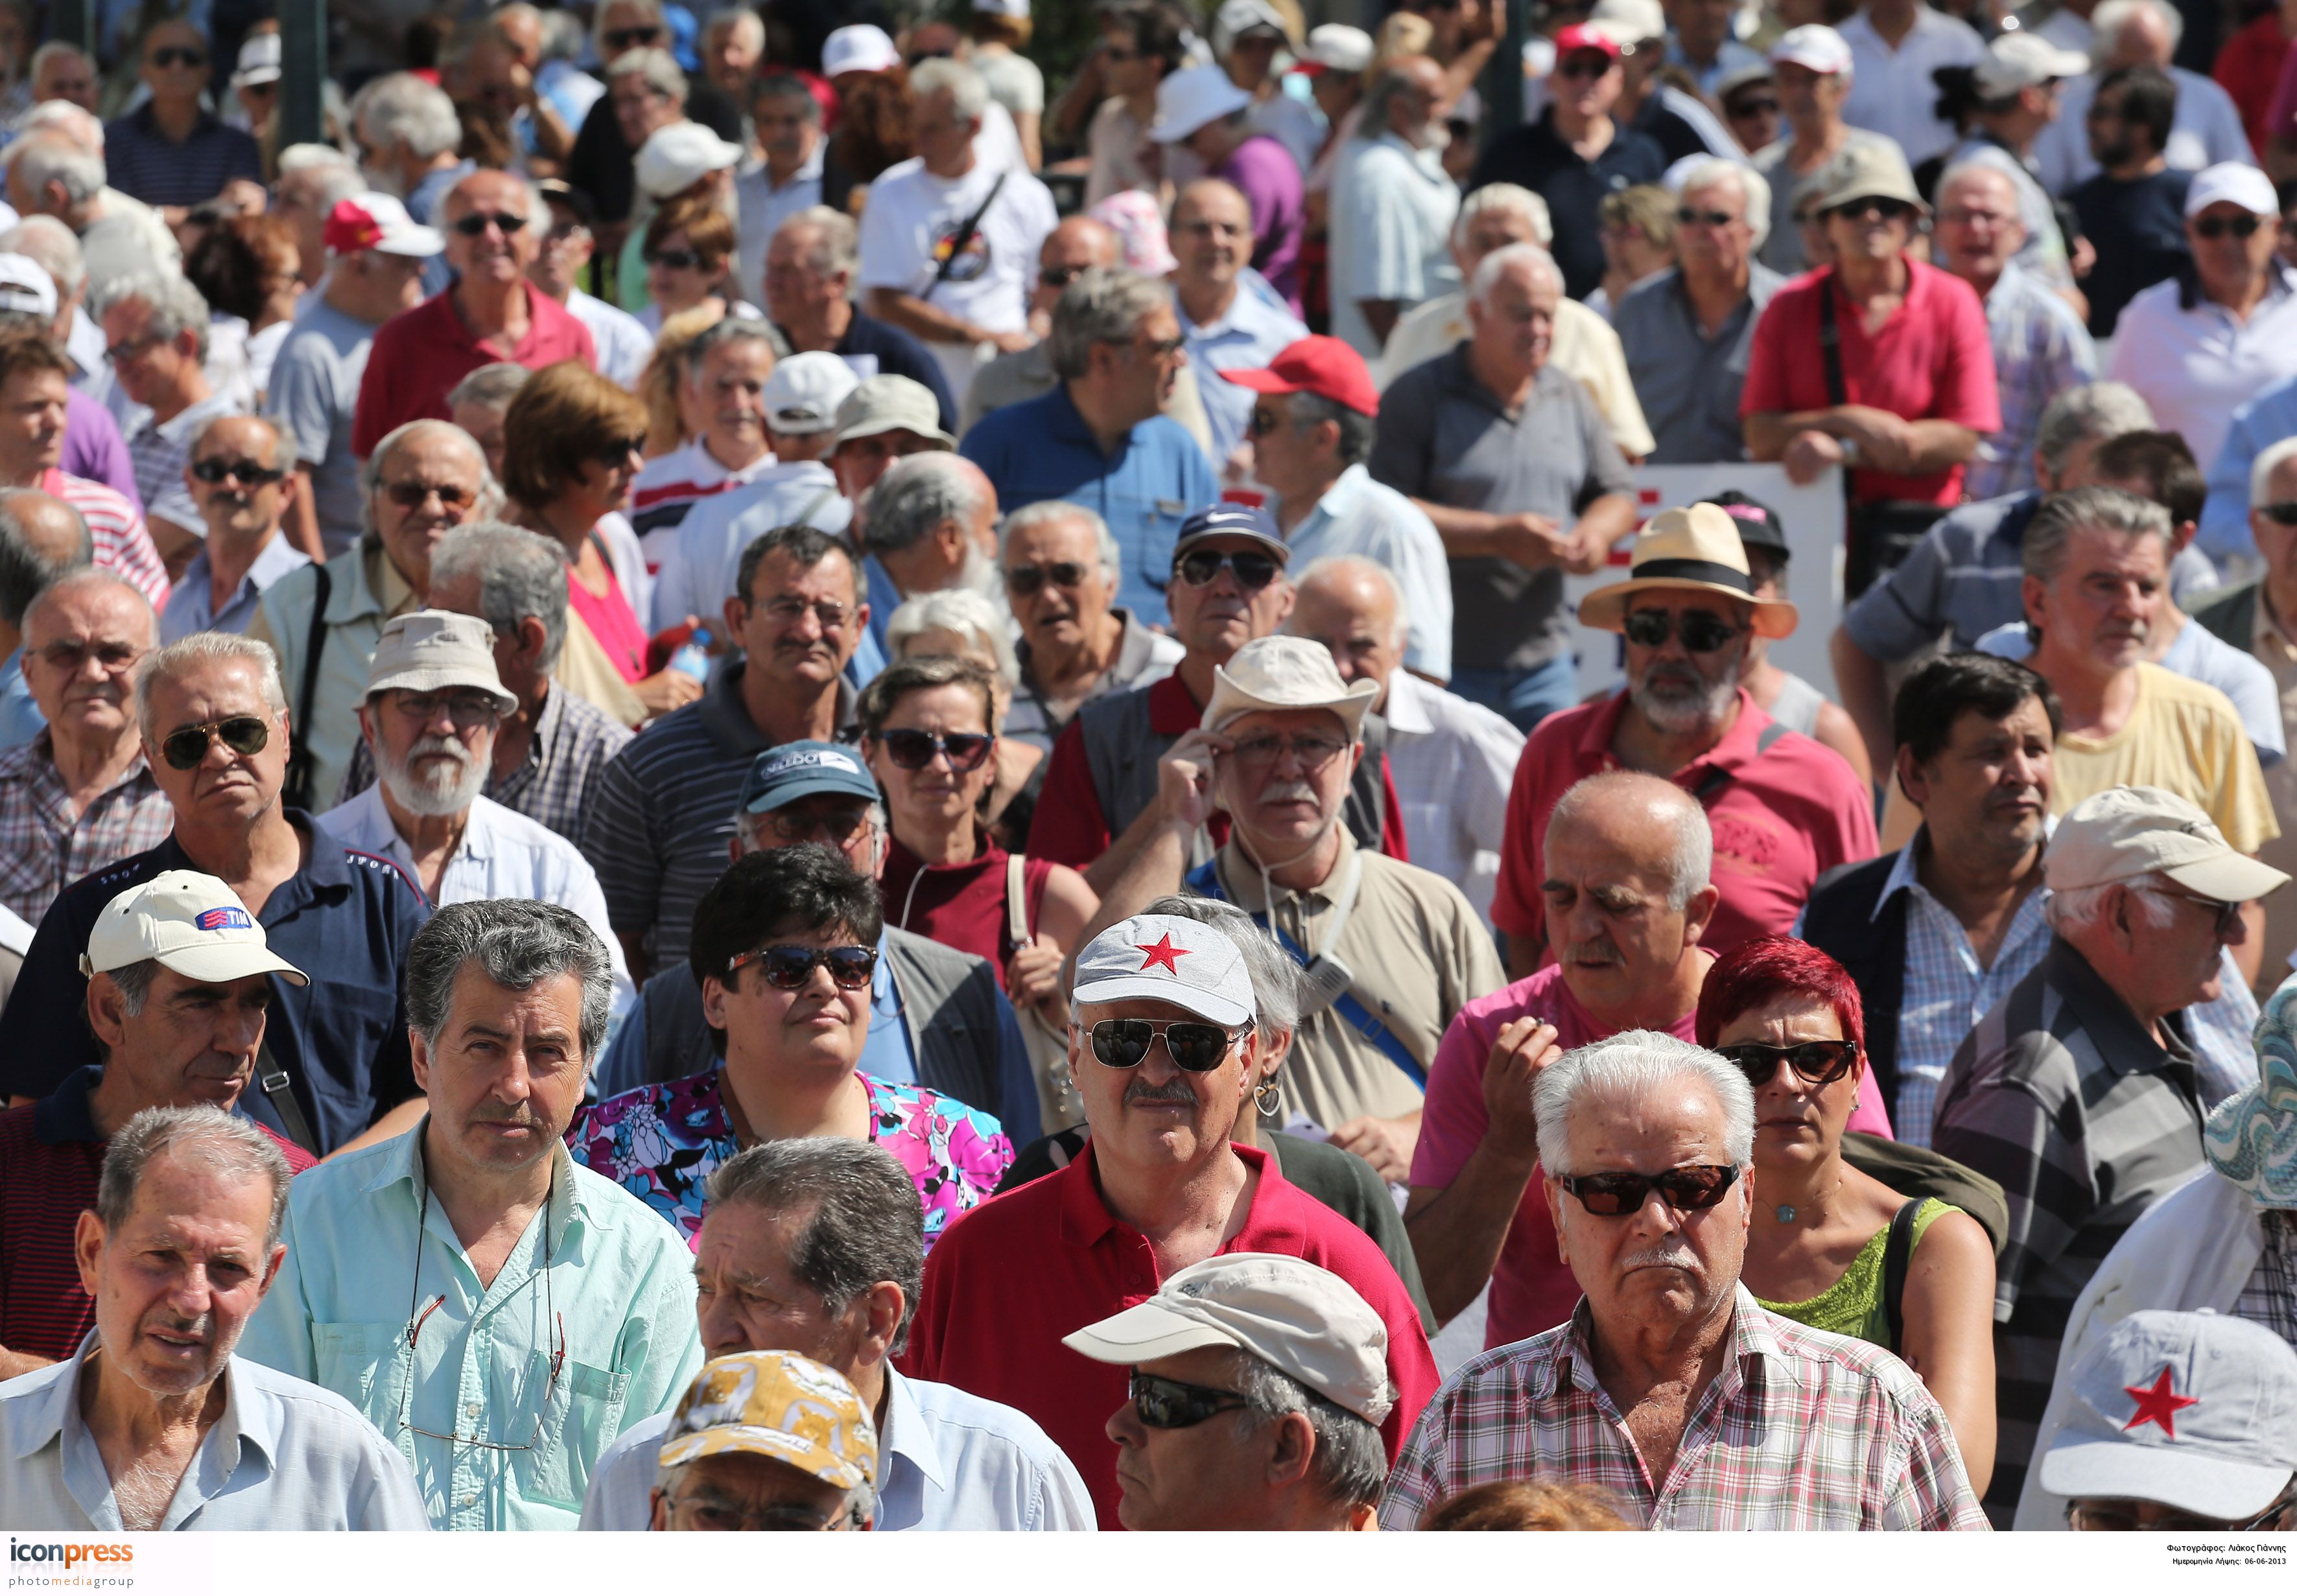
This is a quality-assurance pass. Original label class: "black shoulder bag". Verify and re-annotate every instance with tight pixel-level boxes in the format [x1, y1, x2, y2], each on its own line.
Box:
[279, 563, 332, 814]
[925, 171, 1009, 299]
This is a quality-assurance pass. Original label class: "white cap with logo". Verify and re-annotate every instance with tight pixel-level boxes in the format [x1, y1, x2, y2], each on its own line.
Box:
[762, 351, 861, 436]
[2044, 785, 2291, 904]
[1072, 913, 1257, 1028]
[81, 870, 309, 987]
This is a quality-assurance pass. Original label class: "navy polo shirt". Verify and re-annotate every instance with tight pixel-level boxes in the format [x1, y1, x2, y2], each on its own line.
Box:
[0, 814, 430, 1155]
[1466, 109, 1669, 301]
[958, 382, 1218, 625]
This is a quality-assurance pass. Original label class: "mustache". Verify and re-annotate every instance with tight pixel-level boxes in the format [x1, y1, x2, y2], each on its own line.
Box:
[144, 1308, 213, 1341]
[1619, 1240, 1702, 1272]
[408, 733, 471, 766]
[1564, 938, 1620, 965]
[1258, 779, 1321, 805]
[467, 1105, 548, 1131]
[1124, 1075, 1201, 1107]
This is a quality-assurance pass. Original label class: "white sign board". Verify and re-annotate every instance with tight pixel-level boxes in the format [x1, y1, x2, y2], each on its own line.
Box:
[1564, 463, 1849, 703]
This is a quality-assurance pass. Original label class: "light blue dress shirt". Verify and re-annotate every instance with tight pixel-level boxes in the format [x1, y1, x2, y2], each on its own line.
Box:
[0, 648, 42, 750]
[2202, 370, 2297, 559]
[576, 1365, 1095, 1530]
[159, 532, 312, 643]
[1281, 463, 1455, 680]
[1, 1333, 429, 1530]
[235, 1125, 703, 1531]
[1179, 272, 1308, 469]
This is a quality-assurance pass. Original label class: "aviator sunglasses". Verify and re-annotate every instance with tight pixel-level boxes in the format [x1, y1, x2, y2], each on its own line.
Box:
[1087, 1017, 1253, 1072]
[161, 715, 269, 770]
[1557, 1164, 1741, 1217]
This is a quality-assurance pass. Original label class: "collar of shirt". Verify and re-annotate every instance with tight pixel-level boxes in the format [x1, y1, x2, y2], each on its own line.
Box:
[1438, 342, 1565, 421]
[181, 532, 309, 615]
[64, 308, 105, 382]
[1043, 380, 1143, 463]
[1380, 664, 1435, 736]
[1874, 816, 2057, 920]
[2180, 259, 2297, 316]
[130, 100, 223, 145]
[879, 1366, 947, 1497]
[1177, 277, 1296, 346]
[1146, 670, 1204, 736]
[348, 533, 417, 627]
[1212, 824, 1359, 915]
[2041, 933, 2195, 1080]
[32, 1063, 104, 1144]
[1538, 1285, 1774, 1409]
[1372, 129, 1448, 182]
[694, 657, 858, 755]
[752, 141, 825, 196]
[149, 391, 239, 448]
[1294, 461, 1374, 544]
[324, 784, 513, 885]
[508, 680, 569, 786]
[0, 731, 156, 811]
[1055, 1138, 1288, 1249]
[148, 808, 349, 924]
[364, 1114, 591, 1250]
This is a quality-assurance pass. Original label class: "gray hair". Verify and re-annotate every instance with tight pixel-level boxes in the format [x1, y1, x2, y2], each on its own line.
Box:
[753, 71, 822, 118]
[0, 501, 89, 629]
[91, 272, 212, 363]
[705, 1137, 925, 1352]
[1469, 241, 1562, 309]
[2034, 381, 2155, 475]
[910, 57, 989, 123]
[606, 45, 687, 103]
[102, 957, 161, 1018]
[1293, 554, 1410, 649]
[593, 0, 666, 57]
[1544, 770, 1713, 911]
[352, 72, 462, 162]
[1049, 266, 1169, 381]
[999, 499, 1120, 578]
[1137, 893, 1300, 1042]
[135, 631, 285, 743]
[706, 6, 765, 50]
[2251, 436, 2297, 507]
[357, 419, 504, 531]
[276, 142, 357, 176]
[0, 215, 85, 299]
[886, 587, 1018, 685]
[1532, 1030, 1757, 1175]
[682, 311, 780, 384]
[11, 134, 106, 208]
[1283, 392, 1376, 468]
[28, 41, 93, 86]
[1678, 158, 1773, 248]
[1454, 182, 1553, 251]
[1361, 65, 1429, 135]
[25, 567, 154, 647]
[2097, 0, 2181, 52]
[2047, 870, 2182, 935]
[777, 205, 858, 279]
[446, 360, 534, 413]
[429, 521, 570, 673]
[1231, 1350, 1389, 1510]
[2021, 485, 2173, 584]
[864, 452, 989, 558]
[97, 1105, 293, 1252]
[404, 900, 615, 1063]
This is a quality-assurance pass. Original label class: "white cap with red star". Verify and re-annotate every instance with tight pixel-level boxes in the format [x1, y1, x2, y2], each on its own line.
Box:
[1071, 913, 1256, 1029]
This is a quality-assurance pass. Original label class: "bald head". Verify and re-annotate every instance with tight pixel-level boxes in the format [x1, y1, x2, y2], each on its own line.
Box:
[1288, 556, 1406, 698]
[1546, 771, 1713, 911]
[0, 489, 92, 568]
[1173, 180, 1254, 293]
[1540, 769, 1719, 1015]
[1045, 217, 1120, 270]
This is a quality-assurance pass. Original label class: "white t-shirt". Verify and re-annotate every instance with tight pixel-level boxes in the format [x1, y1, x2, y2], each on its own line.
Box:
[1839, 5, 1988, 170]
[1326, 133, 1460, 360]
[976, 46, 1045, 116]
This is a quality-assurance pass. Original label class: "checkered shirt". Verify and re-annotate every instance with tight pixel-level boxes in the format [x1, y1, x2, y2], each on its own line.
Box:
[1378, 1289, 1990, 1531]
[0, 736, 173, 925]
[1966, 261, 2097, 502]
[2235, 1209, 2297, 1352]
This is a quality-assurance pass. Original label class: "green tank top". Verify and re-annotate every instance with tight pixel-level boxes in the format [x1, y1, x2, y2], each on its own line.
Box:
[1753, 1198, 1954, 1351]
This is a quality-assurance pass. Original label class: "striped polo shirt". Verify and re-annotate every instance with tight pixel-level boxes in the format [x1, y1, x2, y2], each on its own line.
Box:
[1933, 935, 2207, 1526]
[39, 469, 169, 611]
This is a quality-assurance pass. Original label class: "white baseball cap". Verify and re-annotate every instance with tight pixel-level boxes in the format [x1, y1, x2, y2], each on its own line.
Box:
[1299, 25, 1373, 76]
[81, 871, 309, 987]
[324, 192, 443, 258]
[1973, 30, 2088, 98]
[364, 609, 519, 714]
[971, 0, 1031, 16]
[1769, 22, 1853, 77]
[1201, 635, 1380, 741]
[764, 351, 860, 436]
[1073, 913, 1257, 1028]
[2044, 786, 2291, 904]
[0, 253, 58, 319]
[231, 30, 282, 89]
[1590, 0, 1666, 45]
[636, 121, 743, 202]
[2186, 159, 2279, 219]
[1065, 1254, 1395, 1424]
[1212, 0, 1296, 55]
[822, 24, 901, 78]
[1150, 63, 1255, 143]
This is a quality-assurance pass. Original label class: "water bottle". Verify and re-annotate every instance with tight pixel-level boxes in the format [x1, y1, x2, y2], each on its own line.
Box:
[668, 628, 712, 683]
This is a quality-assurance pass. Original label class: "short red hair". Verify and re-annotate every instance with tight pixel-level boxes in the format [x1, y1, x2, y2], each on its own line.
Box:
[1693, 935, 1865, 1053]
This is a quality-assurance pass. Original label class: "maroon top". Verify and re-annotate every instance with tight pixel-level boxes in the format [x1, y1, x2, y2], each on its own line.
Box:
[351, 281, 596, 458]
[880, 836, 1054, 989]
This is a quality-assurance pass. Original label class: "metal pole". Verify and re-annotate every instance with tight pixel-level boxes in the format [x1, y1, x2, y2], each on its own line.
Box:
[48, 0, 97, 60]
[279, 0, 326, 149]
[1480, 0, 1529, 149]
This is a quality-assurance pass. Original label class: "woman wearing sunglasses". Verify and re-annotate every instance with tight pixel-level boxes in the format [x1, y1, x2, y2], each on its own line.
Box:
[637, 199, 751, 336]
[1697, 935, 1999, 1492]
[888, 588, 1041, 839]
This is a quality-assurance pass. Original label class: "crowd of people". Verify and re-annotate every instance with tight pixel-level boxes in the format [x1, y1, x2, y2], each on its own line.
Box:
[1, 0, 2296, 1542]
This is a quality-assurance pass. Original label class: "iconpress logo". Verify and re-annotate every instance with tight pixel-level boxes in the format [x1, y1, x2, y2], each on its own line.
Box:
[8, 1540, 135, 1590]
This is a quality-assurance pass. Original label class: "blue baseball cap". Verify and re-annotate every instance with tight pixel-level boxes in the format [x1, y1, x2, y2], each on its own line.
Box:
[737, 741, 880, 814]
[1172, 502, 1289, 569]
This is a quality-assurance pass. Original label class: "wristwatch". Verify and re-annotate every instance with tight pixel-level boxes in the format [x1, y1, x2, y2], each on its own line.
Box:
[1837, 436, 1863, 466]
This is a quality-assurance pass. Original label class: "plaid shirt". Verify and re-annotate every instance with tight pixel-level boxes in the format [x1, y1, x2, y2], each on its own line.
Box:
[0, 736, 172, 926]
[2235, 1209, 2297, 1351]
[1379, 1288, 1988, 1531]
[1966, 261, 2097, 502]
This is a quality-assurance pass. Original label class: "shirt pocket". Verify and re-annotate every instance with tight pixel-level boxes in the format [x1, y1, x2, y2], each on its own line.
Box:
[521, 1352, 635, 1510]
[312, 1320, 405, 1415]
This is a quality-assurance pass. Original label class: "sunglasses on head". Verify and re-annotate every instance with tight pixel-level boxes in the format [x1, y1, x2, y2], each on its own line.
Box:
[878, 727, 995, 772]
[1717, 1039, 1859, 1090]
[646, 247, 705, 271]
[1088, 1016, 1251, 1072]
[1005, 561, 1090, 596]
[1558, 1163, 1740, 1217]
[450, 210, 528, 238]
[161, 714, 270, 771]
[152, 47, 206, 67]
[725, 943, 878, 991]
[190, 457, 285, 486]
[2195, 214, 2263, 240]
[604, 25, 661, 49]
[1621, 607, 1746, 652]
[1174, 548, 1280, 591]
[1129, 1370, 1249, 1429]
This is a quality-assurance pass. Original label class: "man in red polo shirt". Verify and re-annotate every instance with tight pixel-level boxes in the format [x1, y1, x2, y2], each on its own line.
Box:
[902, 909, 1437, 1528]
[0, 870, 315, 1379]
[1491, 503, 1876, 976]
[349, 168, 596, 458]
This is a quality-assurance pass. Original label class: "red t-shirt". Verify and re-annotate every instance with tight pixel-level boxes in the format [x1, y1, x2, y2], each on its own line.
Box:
[2218, 13, 2292, 156]
[880, 836, 1054, 989]
[349, 281, 597, 459]
[902, 1140, 1439, 1529]
[1738, 258, 2001, 506]
[1490, 689, 1878, 959]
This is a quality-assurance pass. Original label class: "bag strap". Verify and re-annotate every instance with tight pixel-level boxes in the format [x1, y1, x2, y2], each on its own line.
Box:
[257, 1038, 320, 1155]
[1004, 852, 1030, 949]
[928, 171, 1009, 296]
[1882, 1197, 1924, 1352]
[1817, 276, 1847, 408]
[281, 561, 333, 812]
[1688, 720, 1792, 803]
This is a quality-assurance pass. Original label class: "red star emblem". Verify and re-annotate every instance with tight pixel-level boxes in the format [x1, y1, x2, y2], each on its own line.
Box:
[1135, 933, 1188, 973]
[2122, 1366, 2200, 1438]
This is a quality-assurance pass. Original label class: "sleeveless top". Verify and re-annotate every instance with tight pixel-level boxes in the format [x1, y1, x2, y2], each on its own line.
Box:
[1766, 669, 1826, 738]
[1754, 1197, 1955, 1351]
[880, 836, 1054, 991]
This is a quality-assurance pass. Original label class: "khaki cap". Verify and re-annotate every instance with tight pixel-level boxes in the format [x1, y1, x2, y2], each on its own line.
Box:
[1201, 635, 1379, 741]
[364, 609, 518, 715]
[833, 375, 955, 449]
[1813, 139, 1925, 215]
[2045, 785, 2291, 904]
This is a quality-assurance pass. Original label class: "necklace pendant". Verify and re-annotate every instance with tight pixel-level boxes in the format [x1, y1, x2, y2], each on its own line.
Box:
[1775, 1204, 1797, 1223]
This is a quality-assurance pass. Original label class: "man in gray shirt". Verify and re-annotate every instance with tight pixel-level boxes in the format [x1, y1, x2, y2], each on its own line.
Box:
[1369, 242, 1636, 732]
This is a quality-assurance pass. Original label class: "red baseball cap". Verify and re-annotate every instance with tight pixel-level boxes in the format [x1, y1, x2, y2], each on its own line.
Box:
[1220, 335, 1380, 418]
[1553, 22, 1623, 61]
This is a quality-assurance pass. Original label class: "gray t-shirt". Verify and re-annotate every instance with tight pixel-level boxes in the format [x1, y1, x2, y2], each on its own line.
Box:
[264, 298, 379, 557]
[1614, 264, 1787, 465]
[1369, 350, 1634, 672]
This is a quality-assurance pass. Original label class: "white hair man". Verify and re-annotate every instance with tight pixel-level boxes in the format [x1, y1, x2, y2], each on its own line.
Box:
[93, 273, 233, 576]
[268, 145, 364, 294]
[860, 452, 1000, 607]
[3, 129, 181, 302]
[996, 499, 1183, 755]
[346, 71, 466, 226]
[0, 215, 110, 391]
[2032, 0, 2254, 193]
[628, 314, 781, 542]
[0, 484, 91, 751]
[764, 207, 958, 432]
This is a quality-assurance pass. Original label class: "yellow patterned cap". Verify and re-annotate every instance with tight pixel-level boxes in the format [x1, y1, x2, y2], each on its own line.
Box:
[657, 1351, 878, 1492]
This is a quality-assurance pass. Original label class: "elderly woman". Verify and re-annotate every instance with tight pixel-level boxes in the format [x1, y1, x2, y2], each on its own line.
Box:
[444, 361, 530, 479]
[1697, 935, 1999, 1493]
[639, 196, 747, 336]
[886, 587, 1040, 827]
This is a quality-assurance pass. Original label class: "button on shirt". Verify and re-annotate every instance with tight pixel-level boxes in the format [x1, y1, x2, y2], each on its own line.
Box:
[1179, 277, 1307, 469]
[160, 532, 312, 642]
[1280, 463, 1454, 679]
[1968, 260, 2099, 502]
[1380, 669, 1524, 926]
[235, 1128, 703, 1532]
[1614, 264, 1786, 464]
[0, 736, 172, 926]
[1, 1333, 428, 1531]
[2106, 266, 2297, 486]
[1838, 5, 1988, 168]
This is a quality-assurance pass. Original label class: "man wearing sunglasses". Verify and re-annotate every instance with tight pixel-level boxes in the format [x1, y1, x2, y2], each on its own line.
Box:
[905, 911, 1437, 1529]
[1384, 1031, 1986, 1529]
[98, 20, 263, 219]
[97, 272, 234, 581]
[1935, 784, 2288, 1523]
[958, 215, 1121, 434]
[997, 499, 1182, 758]
[159, 417, 309, 644]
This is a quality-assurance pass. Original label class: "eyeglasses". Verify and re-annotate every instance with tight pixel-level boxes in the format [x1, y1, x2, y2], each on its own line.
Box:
[756, 807, 873, 845]
[160, 715, 270, 770]
[1675, 206, 1741, 228]
[1174, 549, 1280, 591]
[1038, 263, 1087, 290]
[603, 25, 661, 49]
[103, 331, 166, 366]
[1555, 55, 1614, 80]
[190, 457, 286, 486]
[878, 727, 995, 772]
[1088, 1016, 1251, 1072]
[665, 1486, 845, 1532]
[381, 478, 477, 510]
[758, 596, 851, 629]
[399, 1174, 561, 1451]
[449, 210, 528, 238]
[152, 47, 206, 68]
[2259, 501, 2297, 526]
[1558, 1163, 1741, 1217]
[1129, 334, 1185, 361]
[1129, 1370, 1251, 1429]
[1829, 196, 1914, 224]
[591, 434, 647, 465]
[1005, 560, 1090, 595]
[1621, 607, 1747, 652]
[1225, 731, 1349, 772]
[36, 639, 140, 674]
[2158, 887, 2243, 940]
[384, 688, 500, 725]
[2066, 1494, 2294, 1532]
[1717, 1039, 1860, 1090]
[2195, 214, 2263, 240]
[1245, 407, 1295, 438]
[646, 247, 705, 271]
[1726, 97, 1779, 117]
[725, 943, 878, 991]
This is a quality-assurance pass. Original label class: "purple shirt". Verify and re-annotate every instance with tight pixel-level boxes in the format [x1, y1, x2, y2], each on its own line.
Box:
[1215, 134, 1306, 312]
[62, 389, 141, 515]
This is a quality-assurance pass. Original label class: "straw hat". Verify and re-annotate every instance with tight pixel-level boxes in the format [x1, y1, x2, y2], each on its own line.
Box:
[1577, 503, 1798, 639]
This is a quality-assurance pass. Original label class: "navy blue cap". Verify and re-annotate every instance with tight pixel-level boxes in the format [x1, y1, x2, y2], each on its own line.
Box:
[737, 741, 880, 814]
[1171, 501, 1290, 567]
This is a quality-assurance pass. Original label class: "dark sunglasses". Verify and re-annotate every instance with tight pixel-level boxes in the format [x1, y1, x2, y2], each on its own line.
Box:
[1555, 55, 1613, 80]
[152, 47, 207, 67]
[1558, 1164, 1740, 1218]
[2258, 501, 2297, 526]
[725, 943, 878, 991]
[1088, 1017, 1251, 1072]
[2067, 1494, 2294, 1533]
[161, 714, 270, 771]
[1005, 561, 1090, 595]
[1038, 263, 1087, 290]
[1676, 206, 1739, 228]
[381, 478, 476, 510]
[1717, 1039, 1860, 1090]
[2160, 887, 2243, 940]
[1129, 1370, 1249, 1429]
[591, 434, 647, 465]
[2195, 214, 2263, 240]
[191, 457, 286, 486]
[878, 727, 995, 772]
[1174, 549, 1280, 591]
[1726, 97, 1780, 117]
[646, 248, 705, 271]
[1621, 607, 1746, 652]
[1829, 196, 1914, 224]
[449, 211, 528, 238]
[604, 25, 661, 48]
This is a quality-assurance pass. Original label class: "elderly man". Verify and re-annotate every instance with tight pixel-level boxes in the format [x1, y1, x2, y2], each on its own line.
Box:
[1170, 179, 1306, 471]
[0, 487, 91, 751]
[736, 76, 830, 296]
[1492, 506, 1877, 975]
[1934, 163, 2099, 502]
[1329, 56, 1461, 357]
[2034, 0, 2253, 194]
[1752, 25, 1897, 275]
[1936, 786, 2287, 1523]
[2067, 67, 2192, 338]
[1089, 636, 1503, 1180]
[0, 1106, 422, 1529]
[1384, 1031, 1987, 1529]
[629, 316, 780, 543]
[351, 170, 597, 457]
[159, 417, 309, 644]
[856, 58, 1057, 400]
[99, 19, 263, 214]
[1223, 338, 1448, 682]
[998, 500, 1183, 757]
[3, 133, 179, 306]
[0, 570, 169, 926]
[0, 328, 167, 611]
[1944, 35, 2085, 298]
[961, 266, 1214, 626]
[566, 11, 747, 240]
[95, 274, 235, 576]
[764, 208, 956, 433]
[1150, 68, 1305, 313]
[585, 526, 865, 981]
[1065, 1254, 1392, 1531]
[265, 193, 438, 561]
[862, 454, 998, 611]
[960, 215, 1120, 431]
[1615, 159, 1787, 465]
[644, 1350, 880, 1532]
[347, 73, 467, 246]
[1371, 244, 1636, 733]
[904, 908, 1438, 1526]
[0, 874, 318, 1378]
[269, 148, 364, 297]
[827, 377, 949, 533]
